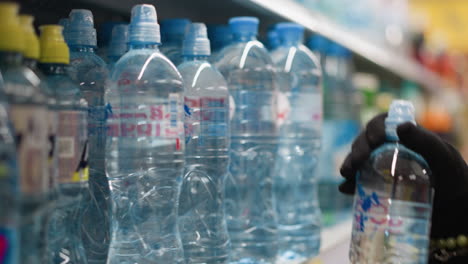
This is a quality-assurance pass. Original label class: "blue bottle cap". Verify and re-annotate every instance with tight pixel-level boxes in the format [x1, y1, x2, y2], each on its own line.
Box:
[267, 29, 280, 50]
[207, 24, 232, 50]
[327, 41, 351, 57]
[182, 23, 210, 56]
[229, 17, 259, 39]
[275, 22, 304, 45]
[385, 100, 416, 141]
[128, 4, 161, 45]
[99, 21, 125, 47]
[307, 34, 329, 53]
[66, 9, 97, 47]
[161, 18, 191, 43]
[108, 24, 128, 58]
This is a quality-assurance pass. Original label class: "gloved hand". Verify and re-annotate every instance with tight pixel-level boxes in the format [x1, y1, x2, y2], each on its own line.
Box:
[339, 113, 468, 240]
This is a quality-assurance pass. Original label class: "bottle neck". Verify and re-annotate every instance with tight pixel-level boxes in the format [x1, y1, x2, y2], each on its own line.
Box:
[38, 63, 68, 76]
[0, 51, 23, 70]
[23, 58, 38, 70]
[281, 40, 300, 47]
[69, 46, 97, 53]
[129, 43, 160, 50]
[232, 34, 257, 43]
[182, 55, 209, 62]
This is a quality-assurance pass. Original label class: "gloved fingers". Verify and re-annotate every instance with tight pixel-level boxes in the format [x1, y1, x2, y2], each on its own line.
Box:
[340, 153, 355, 180]
[340, 113, 387, 181]
[397, 122, 468, 199]
[397, 122, 450, 164]
[365, 113, 388, 149]
[339, 178, 356, 195]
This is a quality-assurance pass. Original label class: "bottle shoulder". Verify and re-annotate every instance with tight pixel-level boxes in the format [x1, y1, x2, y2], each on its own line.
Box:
[111, 49, 182, 84]
[2, 65, 43, 104]
[68, 52, 108, 86]
[364, 142, 431, 182]
[271, 45, 321, 73]
[178, 61, 228, 95]
[44, 74, 87, 108]
[214, 40, 274, 71]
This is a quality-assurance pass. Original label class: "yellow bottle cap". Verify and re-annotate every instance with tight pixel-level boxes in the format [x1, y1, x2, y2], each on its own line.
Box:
[19, 15, 39, 60]
[39, 25, 69, 64]
[0, 3, 25, 53]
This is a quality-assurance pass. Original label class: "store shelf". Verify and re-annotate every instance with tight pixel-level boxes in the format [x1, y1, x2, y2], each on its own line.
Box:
[235, 0, 443, 94]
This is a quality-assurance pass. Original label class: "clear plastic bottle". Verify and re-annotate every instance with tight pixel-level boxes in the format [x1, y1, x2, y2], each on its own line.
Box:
[65, 9, 110, 263]
[38, 24, 89, 264]
[105, 5, 185, 264]
[0, 4, 49, 264]
[160, 18, 191, 66]
[97, 22, 125, 63]
[19, 14, 59, 263]
[177, 23, 230, 264]
[0, 72, 20, 264]
[317, 41, 360, 226]
[270, 23, 322, 263]
[107, 24, 128, 71]
[207, 25, 232, 61]
[350, 100, 432, 264]
[214, 17, 279, 264]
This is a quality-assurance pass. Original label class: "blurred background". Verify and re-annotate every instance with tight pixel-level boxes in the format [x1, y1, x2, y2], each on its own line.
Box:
[10, 0, 468, 262]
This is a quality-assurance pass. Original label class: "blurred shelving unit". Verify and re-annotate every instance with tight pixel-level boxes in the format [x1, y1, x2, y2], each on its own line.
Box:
[234, 0, 444, 94]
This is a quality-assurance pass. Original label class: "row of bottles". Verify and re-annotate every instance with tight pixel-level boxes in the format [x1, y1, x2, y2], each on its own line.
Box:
[0, 2, 432, 264]
[0, 3, 324, 264]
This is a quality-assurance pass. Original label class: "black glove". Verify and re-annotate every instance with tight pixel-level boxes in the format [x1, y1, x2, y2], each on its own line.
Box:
[339, 113, 468, 241]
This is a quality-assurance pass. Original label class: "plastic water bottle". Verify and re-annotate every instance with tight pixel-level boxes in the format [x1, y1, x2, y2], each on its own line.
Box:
[270, 23, 322, 263]
[105, 5, 185, 263]
[38, 25, 89, 264]
[350, 100, 432, 264]
[0, 72, 20, 264]
[0, 4, 49, 263]
[160, 18, 191, 66]
[107, 24, 128, 70]
[317, 41, 360, 226]
[207, 25, 232, 61]
[214, 17, 279, 264]
[97, 22, 125, 62]
[19, 14, 60, 263]
[177, 23, 231, 264]
[65, 9, 110, 263]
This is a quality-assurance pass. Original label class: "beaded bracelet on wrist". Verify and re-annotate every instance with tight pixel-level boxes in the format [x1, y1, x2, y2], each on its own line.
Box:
[430, 235, 468, 262]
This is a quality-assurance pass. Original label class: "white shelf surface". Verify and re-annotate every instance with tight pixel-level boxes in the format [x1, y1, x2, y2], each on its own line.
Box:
[307, 219, 352, 264]
[237, 0, 445, 94]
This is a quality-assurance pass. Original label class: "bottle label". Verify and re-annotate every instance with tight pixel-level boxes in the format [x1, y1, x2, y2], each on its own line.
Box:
[0, 227, 18, 264]
[106, 94, 184, 150]
[57, 110, 89, 183]
[351, 184, 432, 261]
[47, 110, 58, 189]
[276, 92, 291, 127]
[184, 96, 229, 144]
[10, 105, 49, 195]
